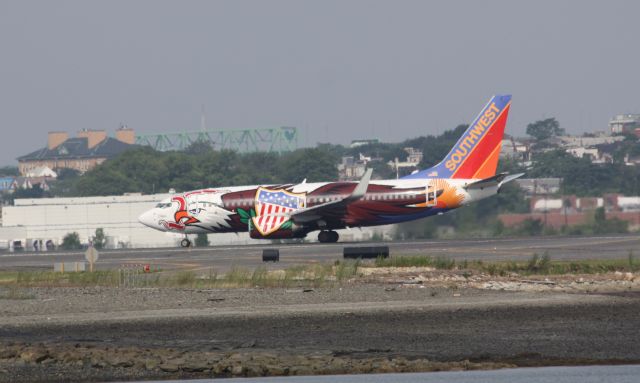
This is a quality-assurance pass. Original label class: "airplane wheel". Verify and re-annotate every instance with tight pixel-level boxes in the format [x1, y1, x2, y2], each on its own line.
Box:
[328, 231, 339, 243]
[180, 238, 191, 248]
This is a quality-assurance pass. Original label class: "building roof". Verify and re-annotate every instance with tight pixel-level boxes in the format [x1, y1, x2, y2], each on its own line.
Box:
[17, 137, 134, 162]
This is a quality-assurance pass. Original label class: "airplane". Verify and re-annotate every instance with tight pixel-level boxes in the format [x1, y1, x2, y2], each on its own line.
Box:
[138, 94, 523, 247]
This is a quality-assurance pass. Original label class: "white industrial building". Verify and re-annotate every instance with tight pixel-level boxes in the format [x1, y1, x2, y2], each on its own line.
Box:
[0, 193, 394, 251]
[0, 193, 253, 251]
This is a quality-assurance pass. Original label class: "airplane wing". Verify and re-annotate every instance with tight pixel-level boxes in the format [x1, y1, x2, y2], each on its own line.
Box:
[464, 172, 525, 190]
[289, 168, 373, 224]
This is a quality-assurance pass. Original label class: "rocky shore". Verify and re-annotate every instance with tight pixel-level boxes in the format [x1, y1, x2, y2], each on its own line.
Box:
[0, 341, 518, 382]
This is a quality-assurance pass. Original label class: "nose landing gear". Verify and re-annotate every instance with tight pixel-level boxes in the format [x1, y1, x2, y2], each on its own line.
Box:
[180, 237, 192, 248]
[318, 230, 339, 243]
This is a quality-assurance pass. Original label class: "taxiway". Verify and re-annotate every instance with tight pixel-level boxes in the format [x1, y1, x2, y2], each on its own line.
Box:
[0, 234, 638, 272]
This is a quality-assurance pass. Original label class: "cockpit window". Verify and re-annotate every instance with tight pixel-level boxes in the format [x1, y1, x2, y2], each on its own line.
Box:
[155, 203, 172, 208]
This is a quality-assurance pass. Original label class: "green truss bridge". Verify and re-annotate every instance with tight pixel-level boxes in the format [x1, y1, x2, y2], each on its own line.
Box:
[135, 126, 298, 153]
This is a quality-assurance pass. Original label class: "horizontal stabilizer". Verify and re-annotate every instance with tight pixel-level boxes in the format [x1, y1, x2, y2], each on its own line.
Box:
[500, 173, 525, 186]
[465, 172, 524, 190]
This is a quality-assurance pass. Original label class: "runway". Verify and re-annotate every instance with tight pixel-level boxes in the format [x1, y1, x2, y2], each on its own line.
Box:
[1, 234, 638, 272]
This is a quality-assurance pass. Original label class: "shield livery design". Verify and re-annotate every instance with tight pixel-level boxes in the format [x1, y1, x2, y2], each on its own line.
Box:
[252, 188, 305, 236]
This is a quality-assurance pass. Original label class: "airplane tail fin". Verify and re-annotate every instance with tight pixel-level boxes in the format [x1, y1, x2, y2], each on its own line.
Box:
[404, 94, 512, 180]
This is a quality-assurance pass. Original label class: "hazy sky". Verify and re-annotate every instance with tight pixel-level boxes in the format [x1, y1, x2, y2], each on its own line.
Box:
[1, 0, 638, 165]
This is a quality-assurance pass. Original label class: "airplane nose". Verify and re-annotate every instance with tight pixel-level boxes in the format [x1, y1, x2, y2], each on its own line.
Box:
[138, 210, 156, 228]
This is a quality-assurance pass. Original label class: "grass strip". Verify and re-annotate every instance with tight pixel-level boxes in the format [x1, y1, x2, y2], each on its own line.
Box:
[373, 251, 640, 276]
[0, 260, 361, 289]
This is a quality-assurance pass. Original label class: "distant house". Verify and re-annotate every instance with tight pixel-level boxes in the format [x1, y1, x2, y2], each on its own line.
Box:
[500, 193, 640, 231]
[594, 141, 624, 164]
[12, 177, 52, 192]
[387, 147, 424, 174]
[566, 147, 601, 162]
[609, 114, 640, 135]
[17, 128, 136, 176]
[12, 177, 32, 190]
[557, 134, 625, 148]
[0, 175, 52, 194]
[0, 177, 16, 193]
[338, 154, 369, 181]
[404, 147, 423, 164]
[551, 134, 627, 164]
[500, 137, 530, 162]
[515, 178, 562, 196]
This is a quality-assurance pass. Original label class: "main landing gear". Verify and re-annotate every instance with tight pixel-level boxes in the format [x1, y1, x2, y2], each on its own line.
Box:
[180, 237, 192, 248]
[318, 230, 339, 243]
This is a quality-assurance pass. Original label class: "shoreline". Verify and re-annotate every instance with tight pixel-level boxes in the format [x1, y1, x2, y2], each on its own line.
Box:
[1, 279, 639, 382]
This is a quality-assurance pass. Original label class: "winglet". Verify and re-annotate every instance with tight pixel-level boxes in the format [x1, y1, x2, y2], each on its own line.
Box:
[348, 168, 373, 201]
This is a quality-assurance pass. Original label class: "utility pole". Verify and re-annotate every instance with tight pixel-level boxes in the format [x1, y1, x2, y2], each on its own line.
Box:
[200, 104, 206, 131]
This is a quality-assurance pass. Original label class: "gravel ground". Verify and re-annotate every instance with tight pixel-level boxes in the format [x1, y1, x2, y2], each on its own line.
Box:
[0, 284, 490, 318]
[1, 274, 639, 382]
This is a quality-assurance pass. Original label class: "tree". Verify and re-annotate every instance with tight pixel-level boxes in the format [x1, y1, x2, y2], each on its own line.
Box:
[195, 233, 210, 247]
[13, 184, 46, 199]
[592, 207, 628, 234]
[184, 140, 214, 155]
[418, 125, 468, 168]
[517, 218, 544, 236]
[279, 148, 338, 183]
[61, 232, 82, 250]
[49, 169, 80, 197]
[526, 149, 635, 197]
[526, 118, 564, 141]
[369, 160, 396, 180]
[563, 198, 572, 227]
[56, 168, 80, 180]
[0, 166, 18, 176]
[93, 228, 106, 249]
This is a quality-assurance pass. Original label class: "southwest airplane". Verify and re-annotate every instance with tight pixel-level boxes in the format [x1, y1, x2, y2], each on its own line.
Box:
[139, 95, 522, 247]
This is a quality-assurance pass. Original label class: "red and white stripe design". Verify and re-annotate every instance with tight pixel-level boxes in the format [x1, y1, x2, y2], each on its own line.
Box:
[251, 188, 305, 236]
[253, 202, 294, 235]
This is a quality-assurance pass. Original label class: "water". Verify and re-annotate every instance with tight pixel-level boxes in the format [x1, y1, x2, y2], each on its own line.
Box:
[142, 365, 640, 383]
